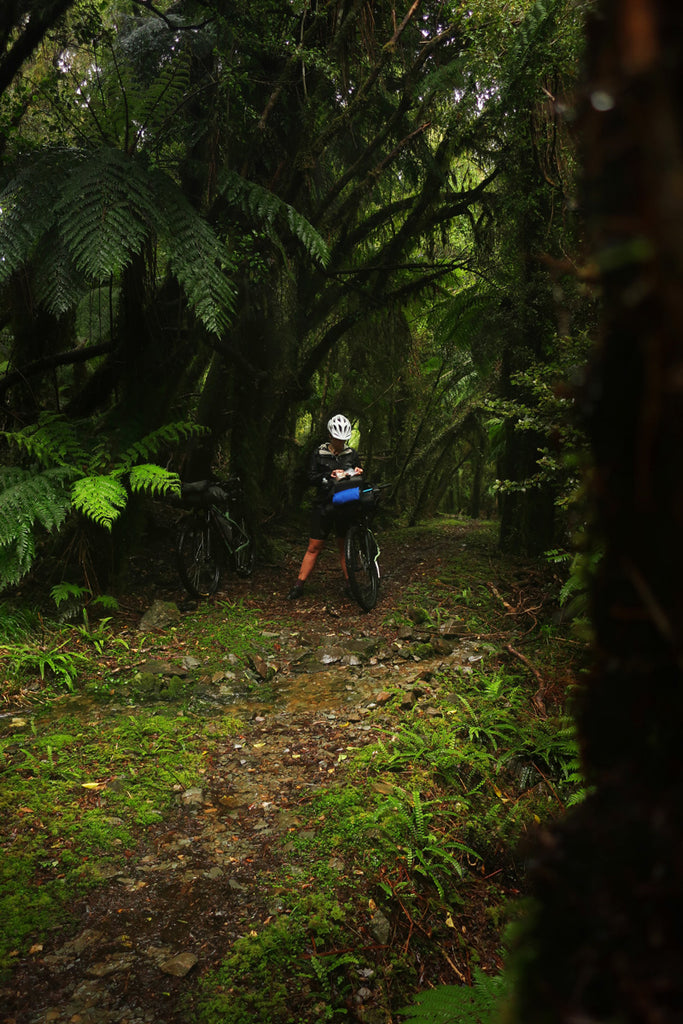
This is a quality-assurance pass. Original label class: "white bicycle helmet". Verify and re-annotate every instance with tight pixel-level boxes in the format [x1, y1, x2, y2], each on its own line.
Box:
[327, 414, 352, 440]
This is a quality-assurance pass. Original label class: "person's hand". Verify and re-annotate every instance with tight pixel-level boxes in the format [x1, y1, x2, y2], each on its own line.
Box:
[331, 469, 345, 479]
[353, 467, 363, 475]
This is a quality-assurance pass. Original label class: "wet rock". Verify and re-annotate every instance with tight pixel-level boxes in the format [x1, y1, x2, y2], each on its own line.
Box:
[87, 953, 136, 977]
[138, 600, 182, 631]
[181, 787, 204, 806]
[399, 689, 418, 709]
[248, 653, 273, 679]
[181, 656, 202, 670]
[45, 929, 104, 963]
[430, 636, 454, 655]
[71, 977, 111, 1005]
[159, 951, 198, 977]
[319, 646, 344, 665]
[346, 637, 379, 658]
[369, 909, 392, 944]
[138, 659, 187, 676]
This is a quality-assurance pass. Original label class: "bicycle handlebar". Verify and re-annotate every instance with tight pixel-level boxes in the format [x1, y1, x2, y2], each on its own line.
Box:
[176, 477, 243, 509]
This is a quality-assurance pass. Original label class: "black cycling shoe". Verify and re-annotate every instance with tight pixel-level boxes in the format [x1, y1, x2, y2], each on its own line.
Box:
[288, 581, 305, 600]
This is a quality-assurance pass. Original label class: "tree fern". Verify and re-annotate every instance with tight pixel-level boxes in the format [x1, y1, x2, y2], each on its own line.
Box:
[219, 169, 330, 268]
[55, 148, 159, 279]
[0, 147, 237, 336]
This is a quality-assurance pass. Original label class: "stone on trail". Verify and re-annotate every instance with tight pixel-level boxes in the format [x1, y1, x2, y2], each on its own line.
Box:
[138, 600, 182, 631]
[159, 952, 199, 977]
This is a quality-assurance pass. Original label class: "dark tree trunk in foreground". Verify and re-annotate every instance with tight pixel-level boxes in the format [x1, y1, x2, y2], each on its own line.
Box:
[513, 2, 683, 1020]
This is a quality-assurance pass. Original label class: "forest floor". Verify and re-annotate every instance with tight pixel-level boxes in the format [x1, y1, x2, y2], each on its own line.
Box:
[0, 514, 583, 1024]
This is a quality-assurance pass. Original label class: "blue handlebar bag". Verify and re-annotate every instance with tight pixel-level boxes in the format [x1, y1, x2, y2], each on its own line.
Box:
[332, 486, 360, 505]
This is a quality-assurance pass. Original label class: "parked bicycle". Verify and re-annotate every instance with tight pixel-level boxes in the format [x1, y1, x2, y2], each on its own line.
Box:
[175, 478, 255, 598]
[329, 475, 387, 611]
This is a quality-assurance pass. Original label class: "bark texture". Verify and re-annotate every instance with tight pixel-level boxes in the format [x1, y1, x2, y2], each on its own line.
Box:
[513, 2, 683, 1020]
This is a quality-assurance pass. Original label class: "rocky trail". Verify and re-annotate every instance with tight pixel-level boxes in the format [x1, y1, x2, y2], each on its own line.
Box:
[1, 519, 542, 1024]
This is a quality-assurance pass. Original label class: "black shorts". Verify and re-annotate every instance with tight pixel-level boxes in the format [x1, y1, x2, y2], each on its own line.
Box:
[309, 504, 353, 540]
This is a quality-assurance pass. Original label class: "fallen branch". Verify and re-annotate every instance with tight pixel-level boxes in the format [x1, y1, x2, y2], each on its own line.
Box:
[505, 644, 547, 716]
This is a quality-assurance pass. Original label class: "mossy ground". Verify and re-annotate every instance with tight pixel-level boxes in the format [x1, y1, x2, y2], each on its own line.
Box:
[0, 517, 585, 1021]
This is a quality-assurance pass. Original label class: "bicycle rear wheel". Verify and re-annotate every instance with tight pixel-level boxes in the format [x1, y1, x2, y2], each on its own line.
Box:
[232, 517, 255, 577]
[177, 517, 221, 597]
[345, 524, 379, 611]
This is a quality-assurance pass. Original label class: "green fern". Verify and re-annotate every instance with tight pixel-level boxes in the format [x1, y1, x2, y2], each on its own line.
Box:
[115, 420, 207, 473]
[400, 967, 507, 1024]
[0, 412, 89, 468]
[0, 415, 204, 589]
[70, 474, 129, 529]
[0, 467, 73, 586]
[0, 148, 237, 336]
[219, 169, 330, 268]
[128, 464, 181, 497]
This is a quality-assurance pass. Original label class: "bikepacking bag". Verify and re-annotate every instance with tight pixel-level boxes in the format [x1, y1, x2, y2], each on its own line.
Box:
[332, 486, 360, 505]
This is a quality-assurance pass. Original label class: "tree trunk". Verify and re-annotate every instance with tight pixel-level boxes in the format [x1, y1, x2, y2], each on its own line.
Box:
[512, 2, 683, 1020]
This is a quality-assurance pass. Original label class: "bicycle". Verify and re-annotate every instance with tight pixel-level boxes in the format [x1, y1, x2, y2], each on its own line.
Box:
[175, 477, 255, 598]
[330, 476, 386, 611]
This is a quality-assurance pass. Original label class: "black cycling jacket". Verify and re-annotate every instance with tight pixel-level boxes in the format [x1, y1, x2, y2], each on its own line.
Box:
[308, 442, 363, 504]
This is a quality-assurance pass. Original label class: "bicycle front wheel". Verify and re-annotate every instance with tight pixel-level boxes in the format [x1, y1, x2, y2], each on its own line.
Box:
[232, 517, 255, 577]
[345, 524, 379, 611]
[177, 518, 221, 597]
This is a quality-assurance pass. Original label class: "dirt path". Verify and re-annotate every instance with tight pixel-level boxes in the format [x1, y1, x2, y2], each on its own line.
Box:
[1, 519, 515, 1024]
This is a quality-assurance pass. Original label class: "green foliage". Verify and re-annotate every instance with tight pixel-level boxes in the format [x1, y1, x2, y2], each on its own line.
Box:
[5, 640, 86, 690]
[0, 465, 74, 586]
[219, 169, 330, 269]
[195, 893, 352, 1024]
[0, 601, 41, 642]
[400, 967, 508, 1024]
[0, 413, 203, 589]
[0, 704, 210, 977]
[0, 148, 237, 334]
[370, 786, 480, 898]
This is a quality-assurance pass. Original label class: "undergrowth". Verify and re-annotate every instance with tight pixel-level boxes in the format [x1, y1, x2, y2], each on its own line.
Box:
[0, 516, 585, 1019]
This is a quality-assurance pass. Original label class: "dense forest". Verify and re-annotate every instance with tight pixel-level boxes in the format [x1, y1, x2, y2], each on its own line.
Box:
[0, 0, 592, 594]
[2, 1, 683, 1022]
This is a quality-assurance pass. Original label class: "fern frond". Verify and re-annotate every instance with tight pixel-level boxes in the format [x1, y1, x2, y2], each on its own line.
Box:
[0, 154, 63, 285]
[70, 474, 128, 530]
[154, 172, 237, 335]
[220, 169, 330, 268]
[32, 229, 87, 315]
[401, 968, 507, 1024]
[55, 148, 157, 279]
[128, 464, 181, 497]
[116, 420, 209, 470]
[1, 413, 88, 469]
[0, 467, 73, 588]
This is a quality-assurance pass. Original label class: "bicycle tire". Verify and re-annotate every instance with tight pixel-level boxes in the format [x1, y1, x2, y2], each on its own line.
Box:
[345, 524, 379, 611]
[177, 517, 221, 597]
[232, 516, 255, 577]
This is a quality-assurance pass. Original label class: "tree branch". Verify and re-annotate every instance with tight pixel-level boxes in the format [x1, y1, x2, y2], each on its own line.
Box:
[0, 342, 115, 399]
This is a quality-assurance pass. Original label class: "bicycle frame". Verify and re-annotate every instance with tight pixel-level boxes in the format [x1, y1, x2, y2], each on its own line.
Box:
[176, 478, 254, 597]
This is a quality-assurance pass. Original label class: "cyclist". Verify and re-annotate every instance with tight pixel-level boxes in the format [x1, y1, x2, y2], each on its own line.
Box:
[288, 413, 363, 600]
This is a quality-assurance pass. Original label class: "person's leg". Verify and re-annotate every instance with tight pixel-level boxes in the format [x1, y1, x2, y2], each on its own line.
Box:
[299, 538, 324, 581]
[335, 535, 348, 579]
[288, 509, 327, 599]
